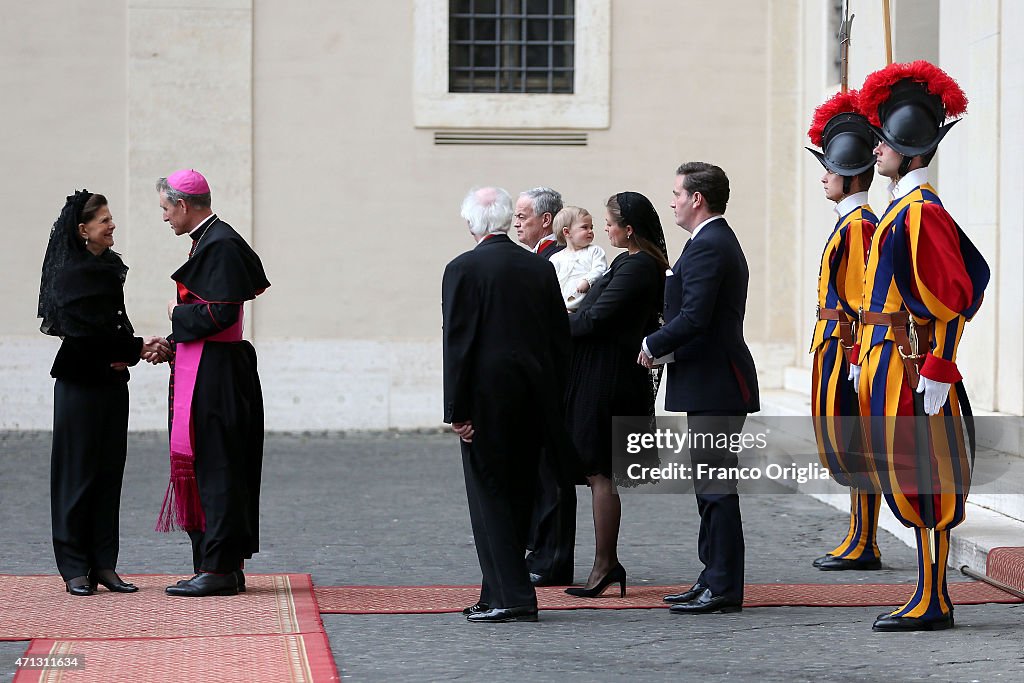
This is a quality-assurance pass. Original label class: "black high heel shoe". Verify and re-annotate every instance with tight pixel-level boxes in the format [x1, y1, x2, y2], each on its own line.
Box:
[564, 563, 626, 598]
[89, 569, 138, 593]
[65, 576, 94, 597]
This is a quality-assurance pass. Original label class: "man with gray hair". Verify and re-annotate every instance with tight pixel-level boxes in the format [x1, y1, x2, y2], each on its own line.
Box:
[514, 186, 576, 586]
[515, 186, 564, 259]
[443, 186, 571, 622]
[155, 169, 270, 598]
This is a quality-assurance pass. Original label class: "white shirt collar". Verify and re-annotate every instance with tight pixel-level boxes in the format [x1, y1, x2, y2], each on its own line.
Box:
[188, 213, 217, 236]
[532, 232, 557, 253]
[889, 167, 930, 200]
[835, 191, 869, 218]
[689, 215, 721, 240]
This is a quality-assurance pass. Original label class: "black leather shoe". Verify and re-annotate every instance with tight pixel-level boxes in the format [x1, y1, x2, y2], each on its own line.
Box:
[466, 605, 539, 623]
[529, 573, 573, 587]
[176, 569, 245, 592]
[65, 576, 94, 597]
[165, 572, 238, 597]
[872, 611, 954, 632]
[89, 569, 138, 593]
[811, 554, 832, 568]
[668, 588, 742, 614]
[663, 583, 708, 604]
[462, 601, 489, 616]
[817, 556, 882, 571]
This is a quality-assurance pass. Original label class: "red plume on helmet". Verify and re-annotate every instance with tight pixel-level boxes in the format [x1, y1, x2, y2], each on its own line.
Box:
[859, 60, 968, 127]
[807, 90, 861, 146]
[805, 90, 875, 176]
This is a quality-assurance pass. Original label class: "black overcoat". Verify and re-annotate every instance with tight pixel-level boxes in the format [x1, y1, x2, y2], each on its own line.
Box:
[442, 233, 571, 458]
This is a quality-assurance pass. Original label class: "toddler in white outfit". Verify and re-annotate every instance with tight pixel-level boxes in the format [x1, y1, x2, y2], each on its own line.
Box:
[549, 206, 608, 311]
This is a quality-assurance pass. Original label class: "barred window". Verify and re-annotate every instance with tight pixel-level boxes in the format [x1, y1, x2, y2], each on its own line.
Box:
[449, 0, 575, 94]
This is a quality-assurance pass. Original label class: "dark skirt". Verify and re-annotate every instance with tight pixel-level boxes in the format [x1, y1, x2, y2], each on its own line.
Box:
[565, 339, 658, 482]
[51, 380, 129, 580]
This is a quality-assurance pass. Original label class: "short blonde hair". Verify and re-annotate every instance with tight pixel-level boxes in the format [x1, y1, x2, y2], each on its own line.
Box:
[552, 206, 591, 245]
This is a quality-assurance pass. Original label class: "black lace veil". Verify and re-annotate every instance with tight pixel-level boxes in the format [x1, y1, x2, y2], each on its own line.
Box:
[614, 191, 669, 267]
[38, 191, 92, 335]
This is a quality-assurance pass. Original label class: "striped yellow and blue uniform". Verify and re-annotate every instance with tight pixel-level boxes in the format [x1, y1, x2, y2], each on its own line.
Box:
[809, 203, 881, 562]
[857, 183, 989, 620]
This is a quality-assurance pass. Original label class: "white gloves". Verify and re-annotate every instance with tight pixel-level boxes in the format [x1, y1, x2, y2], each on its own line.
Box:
[916, 376, 951, 416]
[848, 364, 861, 394]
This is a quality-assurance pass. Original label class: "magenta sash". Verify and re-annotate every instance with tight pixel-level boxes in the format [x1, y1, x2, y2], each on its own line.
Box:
[156, 306, 244, 532]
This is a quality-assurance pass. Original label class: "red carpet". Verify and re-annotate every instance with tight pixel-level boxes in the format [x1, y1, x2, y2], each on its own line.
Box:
[0, 574, 323, 641]
[986, 547, 1024, 593]
[6, 567, 1022, 679]
[1, 574, 339, 682]
[314, 581, 1021, 614]
[14, 633, 337, 683]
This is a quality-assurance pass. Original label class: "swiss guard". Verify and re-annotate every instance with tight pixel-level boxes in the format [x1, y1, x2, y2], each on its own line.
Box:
[854, 61, 990, 632]
[805, 90, 882, 573]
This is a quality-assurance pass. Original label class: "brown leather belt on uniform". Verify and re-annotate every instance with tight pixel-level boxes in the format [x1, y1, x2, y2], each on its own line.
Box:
[859, 309, 934, 390]
[816, 305, 855, 363]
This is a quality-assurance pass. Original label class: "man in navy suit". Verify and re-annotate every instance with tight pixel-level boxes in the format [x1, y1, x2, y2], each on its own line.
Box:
[640, 162, 759, 614]
[443, 186, 572, 623]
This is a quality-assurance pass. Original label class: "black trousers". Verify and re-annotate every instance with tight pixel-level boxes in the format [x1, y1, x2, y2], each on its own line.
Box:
[688, 411, 747, 600]
[184, 343, 264, 574]
[51, 380, 129, 581]
[462, 438, 540, 609]
[525, 448, 576, 581]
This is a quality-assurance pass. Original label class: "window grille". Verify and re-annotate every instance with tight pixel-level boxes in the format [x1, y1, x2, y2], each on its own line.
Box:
[449, 0, 575, 94]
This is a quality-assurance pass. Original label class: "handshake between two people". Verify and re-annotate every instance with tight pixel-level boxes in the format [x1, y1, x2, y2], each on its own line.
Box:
[141, 336, 173, 364]
[109, 336, 173, 372]
[115, 297, 181, 370]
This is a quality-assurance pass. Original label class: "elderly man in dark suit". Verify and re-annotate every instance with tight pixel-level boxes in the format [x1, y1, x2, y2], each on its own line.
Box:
[443, 186, 572, 623]
[640, 162, 760, 614]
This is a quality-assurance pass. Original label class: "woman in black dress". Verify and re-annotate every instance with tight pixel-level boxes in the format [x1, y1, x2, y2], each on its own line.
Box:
[564, 192, 668, 597]
[38, 191, 170, 596]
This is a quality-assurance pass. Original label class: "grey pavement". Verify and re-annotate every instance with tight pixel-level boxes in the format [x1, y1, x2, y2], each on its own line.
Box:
[1, 431, 1022, 682]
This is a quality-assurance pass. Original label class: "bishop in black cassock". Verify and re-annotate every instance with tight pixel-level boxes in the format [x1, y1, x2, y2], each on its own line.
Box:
[156, 170, 270, 598]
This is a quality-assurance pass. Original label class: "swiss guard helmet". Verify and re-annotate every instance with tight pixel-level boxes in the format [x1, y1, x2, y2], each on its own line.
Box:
[806, 90, 876, 182]
[858, 60, 967, 159]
